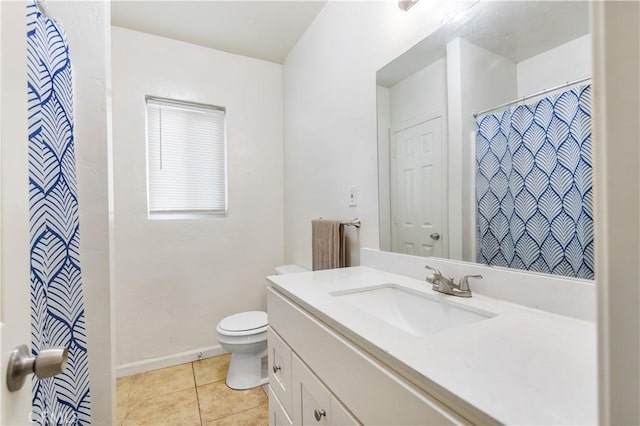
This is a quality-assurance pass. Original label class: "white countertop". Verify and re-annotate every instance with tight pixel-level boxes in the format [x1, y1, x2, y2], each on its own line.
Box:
[267, 266, 597, 425]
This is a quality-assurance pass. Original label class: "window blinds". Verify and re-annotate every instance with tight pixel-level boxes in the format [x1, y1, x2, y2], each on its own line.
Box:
[146, 97, 227, 215]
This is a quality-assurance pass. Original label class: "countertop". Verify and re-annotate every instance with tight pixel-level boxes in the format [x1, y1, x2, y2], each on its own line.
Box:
[267, 266, 597, 425]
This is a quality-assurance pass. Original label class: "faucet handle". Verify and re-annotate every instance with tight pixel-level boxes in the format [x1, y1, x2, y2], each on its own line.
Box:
[424, 265, 442, 284]
[424, 264, 442, 275]
[459, 274, 483, 292]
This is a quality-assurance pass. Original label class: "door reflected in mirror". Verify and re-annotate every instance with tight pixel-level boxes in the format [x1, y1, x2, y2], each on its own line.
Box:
[377, 1, 594, 279]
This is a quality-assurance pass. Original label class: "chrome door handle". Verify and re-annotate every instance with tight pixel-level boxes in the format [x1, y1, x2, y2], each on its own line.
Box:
[314, 408, 326, 422]
[6, 345, 68, 391]
[430, 232, 440, 240]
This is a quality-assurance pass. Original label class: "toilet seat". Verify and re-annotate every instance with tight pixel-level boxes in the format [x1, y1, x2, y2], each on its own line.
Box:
[217, 311, 268, 337]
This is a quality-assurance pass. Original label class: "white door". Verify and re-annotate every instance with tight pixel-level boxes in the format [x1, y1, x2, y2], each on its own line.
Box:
[0, 1, 35, 424]
[391, 117, 446, 257]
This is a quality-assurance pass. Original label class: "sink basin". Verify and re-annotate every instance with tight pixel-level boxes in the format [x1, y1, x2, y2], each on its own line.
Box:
[331, 284, 495, 337]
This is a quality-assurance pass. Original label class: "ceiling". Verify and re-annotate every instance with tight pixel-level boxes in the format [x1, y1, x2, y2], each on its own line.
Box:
[111, 1, 327, 64]
[378, 1, 590, 87]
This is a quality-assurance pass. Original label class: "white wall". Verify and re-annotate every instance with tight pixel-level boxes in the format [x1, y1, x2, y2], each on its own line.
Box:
[389, 58, 447, 131]
[517, 34, 592, 97]
[111, 27, 283, 371]
[447, 38, 517, 261]
[283, 3, 592, 271]
[593, 2, 640, 423]
[40, 2, 114, 424]
[283, 1, 457, 269]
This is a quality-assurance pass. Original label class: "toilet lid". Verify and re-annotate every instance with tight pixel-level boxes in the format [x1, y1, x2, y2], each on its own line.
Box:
[219, 311, 268, 332]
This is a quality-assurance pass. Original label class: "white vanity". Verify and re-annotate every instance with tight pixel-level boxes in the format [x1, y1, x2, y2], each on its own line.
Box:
[265, 266, 596, 425]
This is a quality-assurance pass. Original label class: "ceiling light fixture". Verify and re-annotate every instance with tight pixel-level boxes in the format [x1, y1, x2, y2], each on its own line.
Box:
[399, 0, 420, 12]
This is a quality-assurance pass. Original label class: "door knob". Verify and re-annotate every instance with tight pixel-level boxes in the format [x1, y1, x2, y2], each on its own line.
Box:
[430, 232, 441, 240]
[6, 344, 68, 391]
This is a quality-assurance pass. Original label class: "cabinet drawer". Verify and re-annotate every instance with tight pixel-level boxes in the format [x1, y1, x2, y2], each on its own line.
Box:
[292, 353, 331, 425]
[269, 386, 293, 426]
[268, 327, 292, 415]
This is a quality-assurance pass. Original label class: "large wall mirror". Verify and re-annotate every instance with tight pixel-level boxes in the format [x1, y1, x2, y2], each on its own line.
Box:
[377, 1, 593, 279]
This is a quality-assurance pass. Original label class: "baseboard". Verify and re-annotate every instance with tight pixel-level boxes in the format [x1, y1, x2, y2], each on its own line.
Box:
[116, 345, 229, 377]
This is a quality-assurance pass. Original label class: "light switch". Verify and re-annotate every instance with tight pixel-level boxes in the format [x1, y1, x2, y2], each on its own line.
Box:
[349, 186, 358, 207]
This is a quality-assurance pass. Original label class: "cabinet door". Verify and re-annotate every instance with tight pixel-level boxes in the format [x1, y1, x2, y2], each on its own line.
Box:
[269, 386, 293, 426]
[292, 353, 332, 425]
[331, 396, 360, 426]
[268, 328, 293, 415]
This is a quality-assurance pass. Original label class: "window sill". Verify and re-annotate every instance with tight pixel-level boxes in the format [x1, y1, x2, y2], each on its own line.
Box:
[148, 211, 227, 220]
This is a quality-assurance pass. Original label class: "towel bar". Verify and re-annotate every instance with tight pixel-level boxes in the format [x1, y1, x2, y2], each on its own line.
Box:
[315, 217, 361, 228]
[341, 218, 361, 228]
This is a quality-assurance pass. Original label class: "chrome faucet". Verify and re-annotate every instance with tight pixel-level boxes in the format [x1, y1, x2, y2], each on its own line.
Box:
[425, 265, 482, 298]
[424, 265, 456, 294]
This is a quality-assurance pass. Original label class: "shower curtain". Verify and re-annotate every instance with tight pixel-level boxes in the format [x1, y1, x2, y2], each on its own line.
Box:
[475, 85, 593, 279]
[27, 2, 91, 424]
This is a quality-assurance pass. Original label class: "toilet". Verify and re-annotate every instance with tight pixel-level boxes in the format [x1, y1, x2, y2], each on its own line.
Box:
[216, 264, 307, 389]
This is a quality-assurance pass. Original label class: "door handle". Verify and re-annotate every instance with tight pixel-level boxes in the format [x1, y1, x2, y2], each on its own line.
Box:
[430, 232, 441, 240]
[6, 344, 68, 391]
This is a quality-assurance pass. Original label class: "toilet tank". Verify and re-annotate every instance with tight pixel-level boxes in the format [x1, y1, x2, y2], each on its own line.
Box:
[274, 264, 308, 275]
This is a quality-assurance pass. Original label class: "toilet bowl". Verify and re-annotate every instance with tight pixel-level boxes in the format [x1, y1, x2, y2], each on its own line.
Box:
[216, 311, 268, 390]
[216, 264, 307, 390]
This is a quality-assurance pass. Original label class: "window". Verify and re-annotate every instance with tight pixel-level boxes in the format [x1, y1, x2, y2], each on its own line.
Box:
[145, 97, 227, 218]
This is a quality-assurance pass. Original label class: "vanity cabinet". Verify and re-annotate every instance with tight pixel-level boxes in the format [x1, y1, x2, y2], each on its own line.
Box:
[268, 327, 359, 425]
[267, 287, 466, 426]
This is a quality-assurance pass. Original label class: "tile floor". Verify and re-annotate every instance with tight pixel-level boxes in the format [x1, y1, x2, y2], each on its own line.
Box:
[116, 354, 269, 426]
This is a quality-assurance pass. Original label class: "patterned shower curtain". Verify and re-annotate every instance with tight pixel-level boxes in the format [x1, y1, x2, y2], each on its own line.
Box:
[475, 85, 593, 279]
[27, 2, 91, 424]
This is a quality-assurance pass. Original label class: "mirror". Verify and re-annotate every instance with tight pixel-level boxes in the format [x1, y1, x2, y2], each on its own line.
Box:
[377, 1, 593, 279]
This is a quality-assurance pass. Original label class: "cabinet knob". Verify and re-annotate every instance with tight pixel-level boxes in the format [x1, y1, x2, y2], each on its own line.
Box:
[314, 408, 326, 422]
[272, 365, 281, 374]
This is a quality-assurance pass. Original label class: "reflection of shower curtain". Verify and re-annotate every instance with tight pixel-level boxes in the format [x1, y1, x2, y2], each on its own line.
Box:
[475, 85, 593, 279]
[27, 2, 91, 424]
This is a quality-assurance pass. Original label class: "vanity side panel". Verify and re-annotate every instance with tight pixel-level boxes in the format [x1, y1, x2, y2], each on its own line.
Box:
[267, 287, 467, 425]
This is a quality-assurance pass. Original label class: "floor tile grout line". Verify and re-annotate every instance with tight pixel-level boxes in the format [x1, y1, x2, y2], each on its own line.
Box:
[118, 384, 203, 426]
[126, 384, 198, 407]
[117, 354, 267, 425]
[192, 362, 204, 426]
[201, 400, 270, 425]
[122, 362, 199, 408]
[197, 377, 229, 389]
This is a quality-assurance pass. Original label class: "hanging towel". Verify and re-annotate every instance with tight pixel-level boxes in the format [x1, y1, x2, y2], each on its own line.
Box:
[312, 219, 346, 270]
